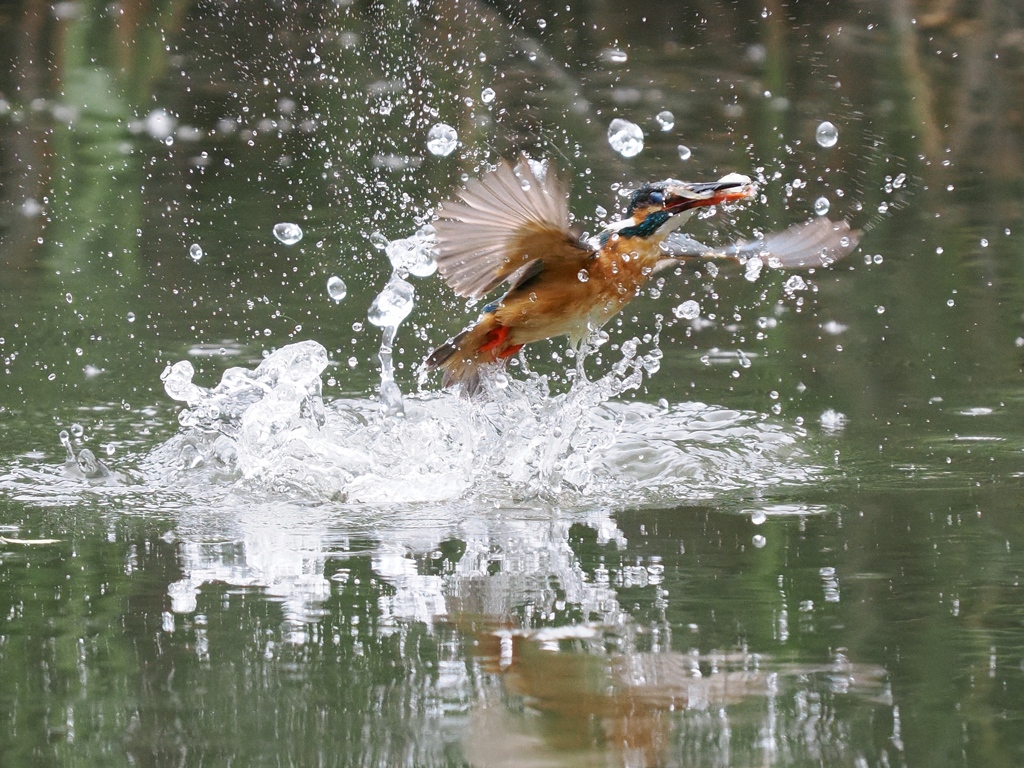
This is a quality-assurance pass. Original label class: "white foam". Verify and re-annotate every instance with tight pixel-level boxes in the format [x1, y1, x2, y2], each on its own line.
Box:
[149, 339, 816, 507]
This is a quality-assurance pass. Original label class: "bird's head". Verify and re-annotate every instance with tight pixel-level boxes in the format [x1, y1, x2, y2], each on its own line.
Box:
[613, 173, 757, 240]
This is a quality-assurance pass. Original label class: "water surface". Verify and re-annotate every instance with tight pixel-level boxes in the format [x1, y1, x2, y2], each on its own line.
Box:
[2, 1, 1024, 766]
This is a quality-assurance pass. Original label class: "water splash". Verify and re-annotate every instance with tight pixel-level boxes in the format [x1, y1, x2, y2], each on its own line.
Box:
[59, 428, 116, 481]
[367, 274, 414, 418]
[366, 227, 436, 417]
[148, 334, 815, 506]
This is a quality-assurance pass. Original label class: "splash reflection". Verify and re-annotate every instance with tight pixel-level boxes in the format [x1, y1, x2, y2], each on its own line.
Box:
[160, 500, 894, 768]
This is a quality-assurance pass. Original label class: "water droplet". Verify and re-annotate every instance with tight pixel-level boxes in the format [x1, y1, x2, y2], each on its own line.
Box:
[813, 196, 830, 216]
[189, 243, 203, 261]
[785, 275, 807, 292]
[126, 312, 136, 323]
[821, 320, 847, 335]
[751, 510, 767, 525]
[426, 122, 458, 156]
[677, 144, 692, 161]
[384, 228, 437, 277]
[607, 118, 644, 158]
[752, 534, 767, 548]
[145, 108, 176, 141]
[820, 409, 848, 431]
[273, 222, 303, 244]
[577, 269, 590, 283]
[655, 110, 674, 131]
[672, 300, 700, 320]
[893, 172, 907, 189]
[481, 87, 496, 104]
[537, 18, 547, 29]
[744, 256, 763, 282]
[815, 120, 838, 148]
[368, 275, 415, 327]
[601, 47, 628, 64]
[327, 276, 347, 302]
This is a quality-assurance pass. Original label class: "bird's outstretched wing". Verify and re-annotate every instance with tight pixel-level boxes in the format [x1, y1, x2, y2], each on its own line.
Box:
[434, 158, 588, 299]
[662, 217, 861, 269]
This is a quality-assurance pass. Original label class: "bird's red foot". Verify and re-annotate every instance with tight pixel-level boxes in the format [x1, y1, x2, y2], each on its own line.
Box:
[478, 325, 511, 354]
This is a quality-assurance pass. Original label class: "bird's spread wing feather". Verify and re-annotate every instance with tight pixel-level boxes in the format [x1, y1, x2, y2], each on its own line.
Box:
[434, 159, 585, 299]
[661, 217, 861, 270]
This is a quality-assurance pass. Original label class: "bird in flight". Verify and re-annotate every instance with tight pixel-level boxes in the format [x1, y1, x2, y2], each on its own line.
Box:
[425, 158, 858, 392]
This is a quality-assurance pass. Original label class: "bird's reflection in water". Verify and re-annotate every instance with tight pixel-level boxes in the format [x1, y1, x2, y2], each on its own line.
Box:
[453, 618, 890, 768]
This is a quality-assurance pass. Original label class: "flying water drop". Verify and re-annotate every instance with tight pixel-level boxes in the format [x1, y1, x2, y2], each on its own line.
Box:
[145, 108, 176, 141]
[672, 300, 700, 320]
[273, 222, 303, 245]
[785, 275, 807, 292]
[655, 110, 675, 131]
[189, 243, 203, 262]
[368, 275, 415, 328]
[608, 118, 644, 158]
[481, 87, 496, 104]
[677, 144, 692, 161]
[384, 226, 437, 277]
[426, 122, 458, 156]
[327, 276, 347, 302]
[815, 121, 838, 148]
[813, 196, 830, 216]
[601, 48, 628, 64]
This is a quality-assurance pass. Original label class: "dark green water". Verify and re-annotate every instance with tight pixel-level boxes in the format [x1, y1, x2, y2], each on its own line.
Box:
[2, 1, 1024, 766]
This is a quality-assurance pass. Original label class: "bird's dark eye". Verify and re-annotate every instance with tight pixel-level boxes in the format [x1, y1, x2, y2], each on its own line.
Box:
[648, 190, 664, 206]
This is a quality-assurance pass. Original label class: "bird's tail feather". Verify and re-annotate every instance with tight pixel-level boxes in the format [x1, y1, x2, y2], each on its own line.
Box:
[424, 315, 521, 393]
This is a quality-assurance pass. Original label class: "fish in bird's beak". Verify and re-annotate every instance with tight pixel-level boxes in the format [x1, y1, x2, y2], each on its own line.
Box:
[616, 172, 759, 239]
[662, 173, 758, 213]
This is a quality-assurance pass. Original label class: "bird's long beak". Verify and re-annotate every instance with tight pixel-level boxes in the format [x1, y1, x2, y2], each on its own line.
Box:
[664, 174, 757, 213]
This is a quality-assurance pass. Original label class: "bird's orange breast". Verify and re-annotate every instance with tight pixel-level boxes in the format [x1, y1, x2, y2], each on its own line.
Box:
[491, 235, 663, 345]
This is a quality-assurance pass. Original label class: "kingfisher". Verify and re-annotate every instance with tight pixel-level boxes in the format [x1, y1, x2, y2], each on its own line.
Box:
[425, 158, 858, 391]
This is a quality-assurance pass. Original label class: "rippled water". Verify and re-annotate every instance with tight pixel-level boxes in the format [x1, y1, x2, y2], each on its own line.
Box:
[3, 1, 1024, 766]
